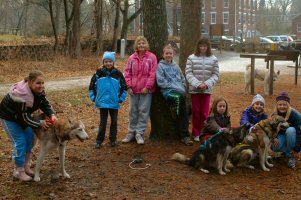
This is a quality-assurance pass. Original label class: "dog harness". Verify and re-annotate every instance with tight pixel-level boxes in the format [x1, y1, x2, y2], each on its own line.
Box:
[200, 131, 236, 150]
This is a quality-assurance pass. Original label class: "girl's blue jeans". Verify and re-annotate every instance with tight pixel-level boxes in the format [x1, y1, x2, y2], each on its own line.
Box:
[273, 127, 296, 158]
[1, 119, 34, 167]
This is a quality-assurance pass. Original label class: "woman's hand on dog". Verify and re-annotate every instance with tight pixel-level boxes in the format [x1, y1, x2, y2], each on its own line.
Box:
[40, 120, 52, 130]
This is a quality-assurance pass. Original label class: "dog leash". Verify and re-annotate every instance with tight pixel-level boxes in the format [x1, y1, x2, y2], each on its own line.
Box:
[129, 158, 151, 170]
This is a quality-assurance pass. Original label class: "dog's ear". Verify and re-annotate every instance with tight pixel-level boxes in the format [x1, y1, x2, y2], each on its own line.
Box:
[67, 117, 75, 128]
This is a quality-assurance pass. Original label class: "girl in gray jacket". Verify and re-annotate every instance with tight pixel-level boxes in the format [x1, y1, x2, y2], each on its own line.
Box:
[156, 45, 193, 146]
[185, 38, 219, 142]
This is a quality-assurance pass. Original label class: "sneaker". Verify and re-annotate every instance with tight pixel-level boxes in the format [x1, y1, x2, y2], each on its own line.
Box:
[193, 136, 200, 142]
[110, 140, 118, 147]
[95, 143, 103, 149]
[122, 133, 135, 143]
[135, 134, 144, 145]
[181, 137, 193, 146]
[288, 157, 296, 168]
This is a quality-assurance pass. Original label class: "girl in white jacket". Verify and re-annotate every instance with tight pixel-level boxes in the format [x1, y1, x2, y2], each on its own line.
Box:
[185, 38, 219, 141]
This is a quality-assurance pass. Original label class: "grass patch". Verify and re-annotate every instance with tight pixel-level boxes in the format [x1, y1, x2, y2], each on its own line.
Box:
[0, 34, 23, 42]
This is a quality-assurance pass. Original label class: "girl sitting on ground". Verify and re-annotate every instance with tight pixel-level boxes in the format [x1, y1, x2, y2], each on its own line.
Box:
[200, 97, 231, 142]
[271, 91, 301, 168]
[240, 94, 268, 126]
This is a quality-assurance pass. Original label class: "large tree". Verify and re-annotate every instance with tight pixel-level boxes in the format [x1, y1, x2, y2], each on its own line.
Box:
[179, 0, 201, 72]
[70, 0, 81, 58]
[143, 0, 173, 140]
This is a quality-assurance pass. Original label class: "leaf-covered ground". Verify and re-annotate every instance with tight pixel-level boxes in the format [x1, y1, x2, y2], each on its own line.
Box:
[1, 55, 301, 199]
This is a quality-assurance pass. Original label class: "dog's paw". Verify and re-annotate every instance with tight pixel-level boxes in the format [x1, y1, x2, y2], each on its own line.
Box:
[262, 167, 270, 172]
[266, 162, 274, 168]
[219, 171, 226, 175]
[247, 165, 255, 169]
[34, 176, 41, 182]
[200, 168, 209, 174]
[224, 168, 231, 172]
[63, 172, 70, 179]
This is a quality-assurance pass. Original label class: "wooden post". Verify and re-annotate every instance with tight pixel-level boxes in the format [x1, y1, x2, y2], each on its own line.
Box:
[295, 55, 299, 85]
[269, 58, 274, 95]
[251, 57, 255, 95]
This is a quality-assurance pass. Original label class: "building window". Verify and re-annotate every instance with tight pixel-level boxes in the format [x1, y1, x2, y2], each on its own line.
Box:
[211, 12, 216, 24]
[202, 13, 205, 24]
[224, 0, 229, 8]
[298, 23, 301, 32]
[211, 0, 216, 9]
[223, 12, 229, 24]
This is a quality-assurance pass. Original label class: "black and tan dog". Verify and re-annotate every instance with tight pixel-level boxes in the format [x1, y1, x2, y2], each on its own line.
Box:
[230, 115, 289, 171]
[172, 123, 251, 175]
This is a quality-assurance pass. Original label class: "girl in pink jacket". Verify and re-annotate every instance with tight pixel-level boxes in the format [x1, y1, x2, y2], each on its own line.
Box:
[122, 36, 158, 145]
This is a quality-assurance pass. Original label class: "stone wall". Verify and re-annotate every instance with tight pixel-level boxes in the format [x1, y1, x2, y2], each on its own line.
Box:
[0, 44, 54, 61]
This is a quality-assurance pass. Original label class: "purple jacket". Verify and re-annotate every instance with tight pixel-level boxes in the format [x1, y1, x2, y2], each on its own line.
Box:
[124, 51, 158, 94]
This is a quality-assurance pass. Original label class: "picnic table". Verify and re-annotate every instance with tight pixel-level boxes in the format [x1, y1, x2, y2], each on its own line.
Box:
[240, 50, 300, 95]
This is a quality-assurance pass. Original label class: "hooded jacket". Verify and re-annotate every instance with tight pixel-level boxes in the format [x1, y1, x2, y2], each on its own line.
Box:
[89, 67, 128, 109]
[156, 60, 186, 97]
[0, 81, 55, 128]
[240, 106, 268, 126]
[124, 51, 157, 94]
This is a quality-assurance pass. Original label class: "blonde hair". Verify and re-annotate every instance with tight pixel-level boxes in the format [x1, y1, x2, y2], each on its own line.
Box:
[133, 36, 150, 52]
[210, 97, 230, 117]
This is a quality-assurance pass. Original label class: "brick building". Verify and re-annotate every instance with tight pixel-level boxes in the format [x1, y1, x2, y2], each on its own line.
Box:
[292, 14, 301, 39]
[202, 0, 257, 38]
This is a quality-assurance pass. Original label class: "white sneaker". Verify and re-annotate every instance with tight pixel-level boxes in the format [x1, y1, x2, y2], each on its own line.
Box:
[135, 134, 144, 145]
[193, 136, 200, 142]
[122, 133, 135, 143]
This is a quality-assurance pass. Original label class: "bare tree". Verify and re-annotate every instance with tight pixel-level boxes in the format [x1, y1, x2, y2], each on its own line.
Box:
[179, 0, 201, 71]
[111, 0, 121, 52]
[94, 0, 103, 55]
[120, 0, 143, 42]
[143, 0, 174, 139]
[70, 0, 81, 58]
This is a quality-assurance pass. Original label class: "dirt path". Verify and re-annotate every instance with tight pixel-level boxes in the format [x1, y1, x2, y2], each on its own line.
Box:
[0, 76, 91, 95]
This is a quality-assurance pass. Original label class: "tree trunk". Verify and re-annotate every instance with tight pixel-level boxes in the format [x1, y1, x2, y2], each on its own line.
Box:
[179, 0, 201, 72]
[112, 0, 120, 52]
[63, 0, 73, 55]
[172, 0, 179, 36]
[70, 0, 81, 58]
[143, 0, 173, 140]
[94, 0, 103, 55]
[49, 0, 59, 52]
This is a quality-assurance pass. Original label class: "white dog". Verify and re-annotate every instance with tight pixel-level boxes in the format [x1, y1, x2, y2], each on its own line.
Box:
[33, 117, 89, 182]
[244, 64, 280, 95]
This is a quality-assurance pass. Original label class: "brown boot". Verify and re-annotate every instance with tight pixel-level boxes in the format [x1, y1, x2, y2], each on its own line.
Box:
[13, 167, 32, 181]
[25, 154, 34, 177]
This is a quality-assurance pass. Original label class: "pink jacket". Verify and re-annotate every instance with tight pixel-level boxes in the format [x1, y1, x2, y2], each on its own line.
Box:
[124, 51, 158, 94]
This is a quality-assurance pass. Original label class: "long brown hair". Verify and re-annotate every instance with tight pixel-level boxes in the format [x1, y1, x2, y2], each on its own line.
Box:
[210, 97, 230, 117]
[24, 70, 44, 82]
[194, 37, 212, 57]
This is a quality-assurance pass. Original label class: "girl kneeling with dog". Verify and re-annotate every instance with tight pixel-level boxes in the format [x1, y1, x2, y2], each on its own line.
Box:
[200, 97, 231, 142]
[0, 70, 56, 181]
[240, 94, 268, 126]
[272, 91, 301, 168]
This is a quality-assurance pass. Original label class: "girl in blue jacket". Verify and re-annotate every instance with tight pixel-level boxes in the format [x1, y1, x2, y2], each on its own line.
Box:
[89, 52, 128, 148]
[240, 94, 268, 126]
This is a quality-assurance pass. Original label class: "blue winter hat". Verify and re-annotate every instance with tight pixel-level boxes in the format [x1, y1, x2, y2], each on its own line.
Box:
[103, 51, 116, 62]
[251, 94, 265, 106]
